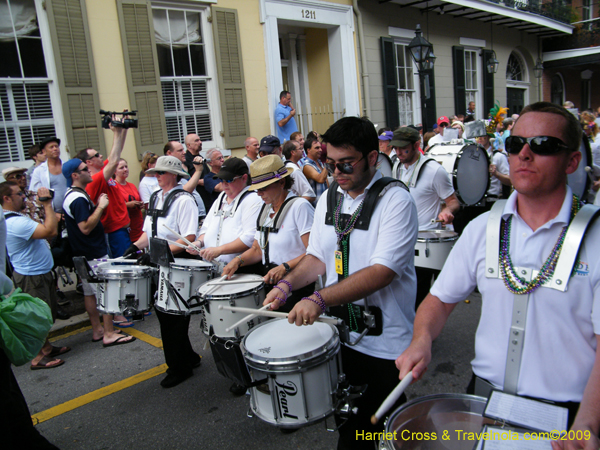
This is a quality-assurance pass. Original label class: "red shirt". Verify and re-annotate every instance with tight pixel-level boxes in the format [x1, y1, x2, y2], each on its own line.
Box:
[85, 161, 130, 233]
[115, 182, 144, 242]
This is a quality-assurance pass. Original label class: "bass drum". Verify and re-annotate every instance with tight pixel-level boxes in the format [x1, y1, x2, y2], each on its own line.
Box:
[427, 143, 490, 206]
[567, 134, 593, 201]
[377, 152, 393, 177]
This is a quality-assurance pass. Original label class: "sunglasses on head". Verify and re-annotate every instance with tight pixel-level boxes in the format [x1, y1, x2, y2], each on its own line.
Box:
[505, 136, 569, 156]
[325, 156, 364, 174]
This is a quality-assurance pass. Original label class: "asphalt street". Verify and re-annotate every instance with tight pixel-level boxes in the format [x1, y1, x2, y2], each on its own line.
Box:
[15, 290, 481, 450]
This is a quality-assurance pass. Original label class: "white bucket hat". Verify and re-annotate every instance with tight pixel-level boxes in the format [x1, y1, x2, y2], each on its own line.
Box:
[146, 155, 189, 179]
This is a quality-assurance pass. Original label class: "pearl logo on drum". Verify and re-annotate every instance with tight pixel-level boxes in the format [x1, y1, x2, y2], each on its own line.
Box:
[259, 347, 271, 354]
[275, 380, 299, 420]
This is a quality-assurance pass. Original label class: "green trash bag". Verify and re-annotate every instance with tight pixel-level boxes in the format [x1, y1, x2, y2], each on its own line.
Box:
[0, 288, 53, 366]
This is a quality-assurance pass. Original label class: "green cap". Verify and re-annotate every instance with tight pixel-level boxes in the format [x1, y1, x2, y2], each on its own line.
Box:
[390, 127, 420, 148]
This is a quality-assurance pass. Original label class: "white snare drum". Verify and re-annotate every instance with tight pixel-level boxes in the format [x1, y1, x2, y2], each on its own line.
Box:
[96, 263, 155, 315]
[567, 134, 593, 201]
[242, 318, 341, 429]
[427, 143, 490, 206]
[155, 259, 214, 315]
[198, 274, 266, 338]
[415, 230, 459, 271]
[379, 394, 494, 449]
[377, 152, 393, 177]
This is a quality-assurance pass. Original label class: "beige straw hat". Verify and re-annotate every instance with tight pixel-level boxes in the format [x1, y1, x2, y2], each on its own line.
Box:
[248, 155, 293, 191]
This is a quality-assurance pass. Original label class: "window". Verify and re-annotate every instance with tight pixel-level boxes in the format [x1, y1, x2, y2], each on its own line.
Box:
[464, 50, 479, 108]
[0, 0, 56, 163]
[506, 54, 524, 81]
[551, 74, 564, 105]
[395, 43, 418, 126]
[153, 8, 213, 144]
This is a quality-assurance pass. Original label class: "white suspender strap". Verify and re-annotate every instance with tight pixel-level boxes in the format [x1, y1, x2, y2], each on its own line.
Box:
[485, 200, 506, 279]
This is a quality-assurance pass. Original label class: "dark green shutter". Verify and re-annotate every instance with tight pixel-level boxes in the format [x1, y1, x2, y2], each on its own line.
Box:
[421, 68, 437, 132]
[46, 0, 104, 156]
[117, 0, 168, 158]
[452, 46, 466, 116]
[380, 37, 399, 130]
[212, 7, 249, 149]
[482, 50, 495, 117]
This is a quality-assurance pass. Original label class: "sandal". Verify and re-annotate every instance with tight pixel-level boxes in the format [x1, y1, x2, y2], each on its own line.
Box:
[31, 355, 65, 370]
[48, 346, 71, 358]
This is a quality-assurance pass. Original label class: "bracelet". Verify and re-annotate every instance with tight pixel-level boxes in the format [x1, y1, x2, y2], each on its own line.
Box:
[236, 255, 244, 266]
[313, 291, 327, 312]
[301, 295, 326, 314]
[274, 296, 286, 305]
[282, 262, 291, 274]
[272, 285, 288, 302]
[277, 279, 293, 293]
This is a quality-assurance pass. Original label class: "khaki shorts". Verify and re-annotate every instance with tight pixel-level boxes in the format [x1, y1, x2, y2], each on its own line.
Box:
[13, 270, 58, 322]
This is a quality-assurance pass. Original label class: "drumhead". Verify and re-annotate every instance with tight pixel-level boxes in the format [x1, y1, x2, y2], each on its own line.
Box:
[243, 318, 335, 361]
[377, 152, 393, 177]
[384, 394, 494, 450]
[96, 263, 154, 279]
[567, 134, 592, 200]
[417, 230, 459, 242]
[171, 258, 213, 270]
[197, 273, 264, 297]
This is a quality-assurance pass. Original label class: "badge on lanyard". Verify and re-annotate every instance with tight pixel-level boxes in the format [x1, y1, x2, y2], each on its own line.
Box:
[335, 250, 343, 275]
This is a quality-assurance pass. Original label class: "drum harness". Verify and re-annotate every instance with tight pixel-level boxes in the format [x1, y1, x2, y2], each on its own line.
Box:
[482, 198, 600, 398]
[325, 177, 409, 346]
[392, 155, 435, 187]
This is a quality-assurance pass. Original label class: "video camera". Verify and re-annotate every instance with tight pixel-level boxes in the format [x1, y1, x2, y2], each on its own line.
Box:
[100, 110, 138, 129]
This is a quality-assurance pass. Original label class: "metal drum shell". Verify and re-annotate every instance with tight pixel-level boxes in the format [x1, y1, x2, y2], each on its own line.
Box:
[414, 230, 459, 271]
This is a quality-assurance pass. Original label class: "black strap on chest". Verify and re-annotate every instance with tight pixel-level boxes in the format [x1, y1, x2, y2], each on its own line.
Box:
[63, 187, 97, 215]
[147, 188, 195, 237]
[256, 196, 301, 267]
[3, 212, 19, 220]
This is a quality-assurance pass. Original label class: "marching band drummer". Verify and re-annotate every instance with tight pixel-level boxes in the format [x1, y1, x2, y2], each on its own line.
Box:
[396, 103, 600, 450]
[263, 117, 419, 450]
[124, 156, 201, 389]
[188, 158, 262, 272]
[222, 155, 315, 313]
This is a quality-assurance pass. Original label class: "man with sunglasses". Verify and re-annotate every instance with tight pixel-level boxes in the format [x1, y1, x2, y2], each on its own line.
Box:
[427, 116, 451, 146]
[264, 117, 419, 449]
[397, 102, 600, 450]
[2, 167, 45, 224]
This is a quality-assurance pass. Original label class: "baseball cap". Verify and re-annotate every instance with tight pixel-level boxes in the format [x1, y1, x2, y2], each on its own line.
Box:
[378, 131, 393, 141]
[437, 116, 450, 127]
[390, 127, 421, 148]
[62, 158, 83, 187]
[216, 157, 249, 181]
[259, 135, 281, 154]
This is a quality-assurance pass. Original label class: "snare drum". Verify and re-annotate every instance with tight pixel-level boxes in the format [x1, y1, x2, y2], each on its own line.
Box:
[155, 259, 214, 315]
[414, 230, 459, 271]
[377, 152, 393, 177]
[197, 274, 266, 338]
[427, 143, 490, 206]
[242, 318, 342, 428]
[96, 263, 155, 315]
[567, 134, 593, 201]
[379, 394, 495, 449]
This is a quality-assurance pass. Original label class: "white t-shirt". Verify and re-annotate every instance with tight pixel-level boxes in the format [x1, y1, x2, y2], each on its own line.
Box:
[199, 189, 262, 264]
[142, 186, 199, 244]
[139, 176, 158, 204]
[431, 187, 600, 402]
[285, 161, 316, 199]
[397, 157, 455, 230]
[427, 133, 445, 146]
[242, 155, 255, 169]
[255, 192, 314, 266]
[307, 171, 418, 360]
[486, 147, 509, 197]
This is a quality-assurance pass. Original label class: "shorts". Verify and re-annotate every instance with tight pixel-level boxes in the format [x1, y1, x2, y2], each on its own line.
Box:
[12, 271, 58, 322]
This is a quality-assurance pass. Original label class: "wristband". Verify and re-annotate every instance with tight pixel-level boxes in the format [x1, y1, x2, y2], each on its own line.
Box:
[236, 255, 244, 266]
[282, 262, 291, 274]
[277, 279, 293, 293]
[313, 291, 327, 312]
[272, 285, 288, 302]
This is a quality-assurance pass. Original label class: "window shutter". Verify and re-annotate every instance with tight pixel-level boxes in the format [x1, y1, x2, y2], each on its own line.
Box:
[421, 68, 437, 132]
[117, 0, 168, 158]
[380, 37, 399, 130]
[212, 7, 249, 149]
[45, 0, 104, 156]
[482, 50, 495, 117]
[452, 46, 466, 116]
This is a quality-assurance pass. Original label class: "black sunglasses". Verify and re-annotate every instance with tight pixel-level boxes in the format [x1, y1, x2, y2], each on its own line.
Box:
[325, 156, 364, 174]
[9, 173, 24, 180]
[75, 167, 89, 173]
[505, 136, 570, 156]
[155, 171, 167, 175]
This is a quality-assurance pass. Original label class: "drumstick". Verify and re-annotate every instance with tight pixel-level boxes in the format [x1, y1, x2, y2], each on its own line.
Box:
[204, 279, 261, 286]
[217, 305, 342, 325]
[370, 371, 414, 425]
[203, 275, 228, 297]
[166, 239, 188, 250]
[225, 304, 271, 333]
[430, 219, 444, 223]
[161, 224, 203, 253]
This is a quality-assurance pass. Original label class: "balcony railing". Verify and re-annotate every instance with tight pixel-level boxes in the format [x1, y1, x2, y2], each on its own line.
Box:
[486, 0, 574, 25]
[543, 21, 600, 51]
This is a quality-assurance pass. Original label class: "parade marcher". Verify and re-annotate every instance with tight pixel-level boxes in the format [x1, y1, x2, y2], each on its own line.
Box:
[1, 182, 70, 369]
[222, 155, 315, 311]
[300, 136, 328, 205]
[29, 136, 67, 214]
[282, 140, 316, 203]
[391, 127, 460, 308]
[125, 156, 200, 388]
[62, 158, 136, 347]
[264, 116, 419, 450]
[396, 102, 600, 450]
[378, 130, 395, 162]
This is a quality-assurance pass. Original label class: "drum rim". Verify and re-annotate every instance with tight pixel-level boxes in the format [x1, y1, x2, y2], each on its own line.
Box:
[199, 285, 264, 300]
[96, 267, 156, 279]
[241, 319, 340, 370]
[417, 230, 459, 243]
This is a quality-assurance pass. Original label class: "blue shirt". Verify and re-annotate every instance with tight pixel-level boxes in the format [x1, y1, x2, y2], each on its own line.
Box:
[275, 103, 297, 142]
[5, 213, 53, 275]
[299, 157, 327, 205]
